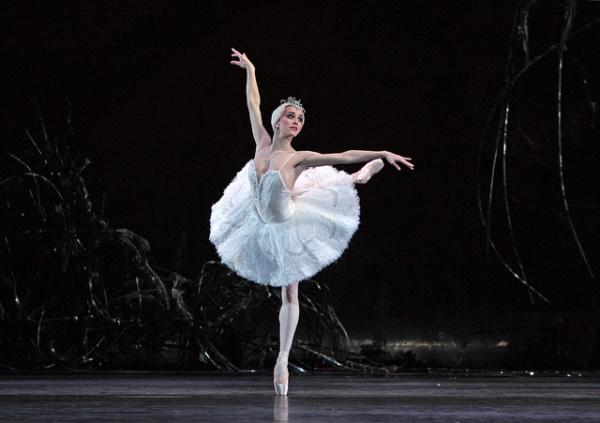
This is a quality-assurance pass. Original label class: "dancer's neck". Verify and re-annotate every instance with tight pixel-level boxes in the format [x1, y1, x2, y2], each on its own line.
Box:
[270, 135, 294, 153]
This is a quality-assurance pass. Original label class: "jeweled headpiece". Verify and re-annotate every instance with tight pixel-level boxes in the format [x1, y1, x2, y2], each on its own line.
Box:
[270, 96, 307, 131]
[280, 96, 305, 113]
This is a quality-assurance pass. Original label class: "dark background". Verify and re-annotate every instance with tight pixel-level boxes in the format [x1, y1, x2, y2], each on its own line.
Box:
[2, 1, 600, 368]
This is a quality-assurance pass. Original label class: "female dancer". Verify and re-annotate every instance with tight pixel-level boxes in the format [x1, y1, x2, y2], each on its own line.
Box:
[210, 48, 414, 396]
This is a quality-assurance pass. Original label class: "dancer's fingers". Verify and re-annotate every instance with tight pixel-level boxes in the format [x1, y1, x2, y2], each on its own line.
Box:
[399, 160, 412, 170]
[231, 50, 246, 62]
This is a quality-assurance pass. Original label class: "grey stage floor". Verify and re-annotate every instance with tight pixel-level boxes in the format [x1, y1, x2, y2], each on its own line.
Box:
[0, 372, 599, 422]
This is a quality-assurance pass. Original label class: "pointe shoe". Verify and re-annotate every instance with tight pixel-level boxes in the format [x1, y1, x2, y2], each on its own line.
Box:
[274, 382, 288, 396]
[273, 354, 289, 396]
[356, 159, 384, 184]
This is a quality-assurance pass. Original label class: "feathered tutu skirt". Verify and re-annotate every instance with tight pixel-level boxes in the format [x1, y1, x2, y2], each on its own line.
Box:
[209, 160, 360, 286]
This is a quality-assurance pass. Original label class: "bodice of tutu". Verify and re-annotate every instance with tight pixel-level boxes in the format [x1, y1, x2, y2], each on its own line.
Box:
[249, 163, 296, 223]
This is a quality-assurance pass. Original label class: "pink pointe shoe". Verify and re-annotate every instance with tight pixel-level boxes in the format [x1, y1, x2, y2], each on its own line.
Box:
[355, 158, 385, 184]
[273, 353, 289, 396]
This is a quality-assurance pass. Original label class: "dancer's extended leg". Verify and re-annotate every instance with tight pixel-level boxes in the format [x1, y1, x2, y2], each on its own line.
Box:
[352, 158, 384, 184]
[274, 282, 299, 396]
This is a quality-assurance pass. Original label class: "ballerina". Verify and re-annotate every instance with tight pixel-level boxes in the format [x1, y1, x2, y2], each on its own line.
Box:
[209, 48, 414, 396]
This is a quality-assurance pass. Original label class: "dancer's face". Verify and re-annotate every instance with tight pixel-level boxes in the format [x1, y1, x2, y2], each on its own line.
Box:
[277, 106, 304, 137]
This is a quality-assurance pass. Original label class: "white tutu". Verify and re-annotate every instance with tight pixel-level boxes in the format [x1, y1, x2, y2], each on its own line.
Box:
[209, 160, 360, 286]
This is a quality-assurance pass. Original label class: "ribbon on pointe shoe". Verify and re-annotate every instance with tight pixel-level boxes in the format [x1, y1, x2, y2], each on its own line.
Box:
[274, 351, 289, 396]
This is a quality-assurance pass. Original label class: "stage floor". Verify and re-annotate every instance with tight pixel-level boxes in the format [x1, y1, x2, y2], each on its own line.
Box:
[0, 372, 599, 422]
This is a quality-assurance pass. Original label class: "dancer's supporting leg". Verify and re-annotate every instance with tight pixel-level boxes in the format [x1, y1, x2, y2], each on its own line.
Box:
[352, 158, 384, 184]
[274, 282, 299, 396]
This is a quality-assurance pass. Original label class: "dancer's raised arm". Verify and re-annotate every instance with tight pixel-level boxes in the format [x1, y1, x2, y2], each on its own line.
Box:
[230, 48, 270, 149]
[297, 150, 414, 171]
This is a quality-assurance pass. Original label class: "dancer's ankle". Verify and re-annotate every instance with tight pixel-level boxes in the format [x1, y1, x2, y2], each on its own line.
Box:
[277, 350, 289, 362]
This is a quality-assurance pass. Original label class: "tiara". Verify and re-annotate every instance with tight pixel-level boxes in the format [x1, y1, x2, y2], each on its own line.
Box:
[280, 96, 305, 113]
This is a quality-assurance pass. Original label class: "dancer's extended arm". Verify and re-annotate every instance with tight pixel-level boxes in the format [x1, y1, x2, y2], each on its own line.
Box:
[230, 48, 270, 148]
[298, 150, 414, 171]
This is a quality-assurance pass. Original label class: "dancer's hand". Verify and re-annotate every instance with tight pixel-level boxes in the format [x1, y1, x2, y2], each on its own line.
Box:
[230, 48, 255, 71]
[383, 151, 414, 171]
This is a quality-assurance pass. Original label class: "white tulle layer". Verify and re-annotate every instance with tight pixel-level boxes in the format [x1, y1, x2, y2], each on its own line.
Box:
[210, 160, 360, 286]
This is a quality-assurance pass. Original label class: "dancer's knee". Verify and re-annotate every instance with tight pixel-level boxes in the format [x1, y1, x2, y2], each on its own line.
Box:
[281, 283, 299, 305]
